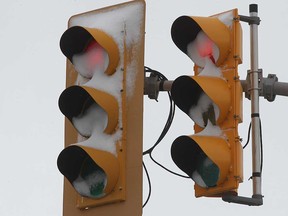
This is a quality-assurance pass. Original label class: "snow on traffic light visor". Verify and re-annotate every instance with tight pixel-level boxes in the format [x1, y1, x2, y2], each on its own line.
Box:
[60, 26, 119, 76]
[171, 15, 231, 67]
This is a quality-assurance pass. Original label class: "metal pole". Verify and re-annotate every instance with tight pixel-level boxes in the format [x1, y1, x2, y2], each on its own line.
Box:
[249, 4, 263, 199]
[274, 81, 288, 97]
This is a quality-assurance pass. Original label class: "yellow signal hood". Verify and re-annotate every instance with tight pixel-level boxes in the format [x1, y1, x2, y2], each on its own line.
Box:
[171, 16, 231, 67]
[57, 145, 120, 198]
[193, 76, 231, 125]
[171, 135, 231, 187]
[58, 85, 119, 135]
[192, 135, 231, 186]
[60, 26, 119, 76]
[171, 75, 231, 127]
[81, 145, 120, 196]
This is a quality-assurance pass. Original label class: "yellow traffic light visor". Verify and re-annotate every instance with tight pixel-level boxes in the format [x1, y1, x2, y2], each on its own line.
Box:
[171, 75, 231, 127]
[57, 145, 119, 199]
[58, 85, 119, 135]
[171, 135, 231, 188]
[60, 26, 119, 76]
[171, 16, 231, 66]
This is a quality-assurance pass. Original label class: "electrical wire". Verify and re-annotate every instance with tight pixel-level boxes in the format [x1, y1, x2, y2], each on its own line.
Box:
[142, 161, 151, 208]
[142, 66, 189, 208]
[259, 118, 263, 174]
[243, 122, 252, 149]
[143, 66, 175, 155]
[149, 151, 189, 178]
[243, 119, 264, 179]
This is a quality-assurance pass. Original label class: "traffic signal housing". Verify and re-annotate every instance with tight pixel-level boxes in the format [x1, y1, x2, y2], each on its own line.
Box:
[57, 1, 145, 215]
[170, 9, 243, 197]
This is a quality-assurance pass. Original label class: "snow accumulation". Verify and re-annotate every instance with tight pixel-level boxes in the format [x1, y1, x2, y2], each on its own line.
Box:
[188, 92, 221, 130]
[72, 102, 108, 137]
[186, 25, 235, 136]
[70, 2, 145, 98]
[71, 100, 121, 156]
[73, 169, 107, 198]
[67, 2, 144, 155]
[197, 119, 223, 137]
[186, 30, 222, 135]
[215, 10, 234, 29]
[187, 31, 220, 69]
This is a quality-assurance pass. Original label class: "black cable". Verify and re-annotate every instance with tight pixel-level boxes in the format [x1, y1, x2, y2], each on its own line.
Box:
[142, 66, 189, 208]
[243, 122, 252, 149]
[259, 118, 263, 174]
[142, 161, 151, 208]
[143, 66, 175, 155]
[243, 119, 264, 180]
[149, 151, 189, 178]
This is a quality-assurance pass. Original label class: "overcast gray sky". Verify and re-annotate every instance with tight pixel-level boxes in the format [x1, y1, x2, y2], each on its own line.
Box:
[1, 0, 288, 215]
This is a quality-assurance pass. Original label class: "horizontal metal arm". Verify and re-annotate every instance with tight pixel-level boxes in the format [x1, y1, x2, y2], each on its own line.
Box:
[145, 73, 288, 102]
[274, 81, 288, 97]
[222, 193, 263, 206]
[243, 70, 288, 102]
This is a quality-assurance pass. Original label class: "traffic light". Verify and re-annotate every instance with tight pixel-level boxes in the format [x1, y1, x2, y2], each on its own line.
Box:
[57, 1, 145, 214]
[57, 26, 121, 198]
[170, 9, 243, 197]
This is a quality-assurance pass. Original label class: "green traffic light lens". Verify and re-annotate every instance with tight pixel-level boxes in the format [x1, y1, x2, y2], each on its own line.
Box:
[73, 156, 107, 198]
[57, 145, 108, 199]
[195, 152, 219, 187]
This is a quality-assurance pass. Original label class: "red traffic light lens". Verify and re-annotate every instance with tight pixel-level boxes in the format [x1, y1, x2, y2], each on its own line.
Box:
[197, 37, 215, 64]
[85, 41, 106, 67]
[187, 31, 219, 67]
[72, 40, 109, 79]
